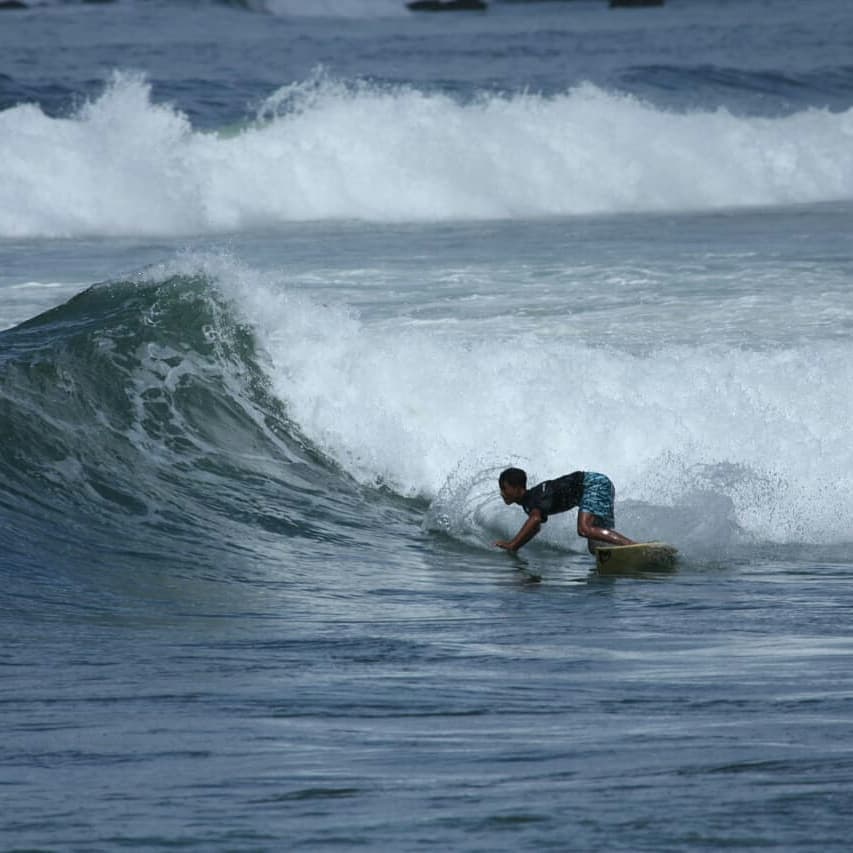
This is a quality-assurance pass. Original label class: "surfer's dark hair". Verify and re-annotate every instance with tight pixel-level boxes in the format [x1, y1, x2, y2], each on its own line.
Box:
[499, 467, 527, 489]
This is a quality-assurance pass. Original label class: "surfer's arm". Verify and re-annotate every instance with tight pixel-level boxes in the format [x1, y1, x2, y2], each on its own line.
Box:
[495, 509, 543, 552]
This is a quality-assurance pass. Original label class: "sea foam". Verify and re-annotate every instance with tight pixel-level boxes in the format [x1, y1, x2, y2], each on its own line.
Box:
[149, 253, 853, 550]
[3, 72, 853, 239]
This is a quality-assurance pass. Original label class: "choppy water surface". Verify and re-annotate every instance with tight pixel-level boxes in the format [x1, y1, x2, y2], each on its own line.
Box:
[2, 0, 853, 849]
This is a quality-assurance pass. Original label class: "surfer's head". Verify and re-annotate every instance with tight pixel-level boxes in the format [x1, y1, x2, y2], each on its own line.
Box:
[499, 467, 527, 504]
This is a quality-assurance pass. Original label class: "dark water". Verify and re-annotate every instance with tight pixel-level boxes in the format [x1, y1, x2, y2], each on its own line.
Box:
[7, 548, 853, 849]
[3, 0, 853, 849]
[3, 275, 853, 849]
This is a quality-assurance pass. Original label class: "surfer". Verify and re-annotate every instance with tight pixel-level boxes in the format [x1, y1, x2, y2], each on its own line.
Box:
[495, 468, 635, 553]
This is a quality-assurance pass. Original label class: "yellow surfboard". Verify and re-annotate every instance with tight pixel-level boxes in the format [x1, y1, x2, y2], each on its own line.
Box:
[595, 541, 678, 573]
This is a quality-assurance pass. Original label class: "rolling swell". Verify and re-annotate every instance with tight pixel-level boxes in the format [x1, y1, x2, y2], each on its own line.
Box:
[0, 272, 374, 603]
[618, 64, 853, 114]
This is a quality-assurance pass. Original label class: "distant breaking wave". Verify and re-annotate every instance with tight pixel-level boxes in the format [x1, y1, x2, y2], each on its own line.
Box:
[2, 71, 853, 239]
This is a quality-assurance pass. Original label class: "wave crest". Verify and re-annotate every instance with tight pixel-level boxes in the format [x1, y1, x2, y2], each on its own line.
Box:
[3, 71, 853, 238]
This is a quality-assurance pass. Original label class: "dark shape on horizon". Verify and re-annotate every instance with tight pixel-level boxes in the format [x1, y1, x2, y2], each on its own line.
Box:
[0, 0, 28, 8]
[610, 0, 664, 6]
[407, 0, 488, 11]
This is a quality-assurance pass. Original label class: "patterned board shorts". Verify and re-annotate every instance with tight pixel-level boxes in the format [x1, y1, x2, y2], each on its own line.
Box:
[579, 472, 615, 527]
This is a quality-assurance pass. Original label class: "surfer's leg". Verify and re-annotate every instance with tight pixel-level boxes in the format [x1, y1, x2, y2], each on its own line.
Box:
[578, 473, 634, 546]
[578, 511, 635, 547]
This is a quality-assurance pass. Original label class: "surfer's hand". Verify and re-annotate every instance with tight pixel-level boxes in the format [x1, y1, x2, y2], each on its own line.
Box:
[495, 540, 515, 551]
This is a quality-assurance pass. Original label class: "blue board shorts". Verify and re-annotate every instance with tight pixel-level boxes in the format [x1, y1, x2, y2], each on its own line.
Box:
[579, 471, 615, 528]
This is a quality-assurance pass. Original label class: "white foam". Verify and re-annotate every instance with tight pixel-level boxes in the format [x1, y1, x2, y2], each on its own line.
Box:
[3, 72, 853, 239]
[163, 253, 853, 548]
[284, 327, 853, 546]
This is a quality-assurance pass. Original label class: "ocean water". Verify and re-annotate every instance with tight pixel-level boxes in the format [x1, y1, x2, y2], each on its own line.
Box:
[2, 0, 853, 849]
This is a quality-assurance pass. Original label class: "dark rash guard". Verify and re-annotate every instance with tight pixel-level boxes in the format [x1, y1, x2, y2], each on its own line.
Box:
[520, 471, 585, 522]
